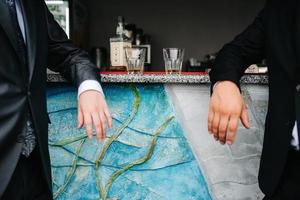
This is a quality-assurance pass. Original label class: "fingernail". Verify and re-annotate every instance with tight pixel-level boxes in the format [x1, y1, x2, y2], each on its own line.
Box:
[227, 141, 233, 145]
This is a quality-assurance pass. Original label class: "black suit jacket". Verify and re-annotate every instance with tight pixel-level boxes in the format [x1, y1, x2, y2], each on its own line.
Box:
[0, 0, 100, 197]
[210, 0, 300, 196]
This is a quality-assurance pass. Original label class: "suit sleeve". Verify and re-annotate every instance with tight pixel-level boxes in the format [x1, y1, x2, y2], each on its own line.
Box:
[209, 8, 267, 93]
[44, 3, 101, 87]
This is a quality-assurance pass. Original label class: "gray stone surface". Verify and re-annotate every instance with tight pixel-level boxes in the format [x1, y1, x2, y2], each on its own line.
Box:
[166, 84, 269, 200]
[47, 73, 269, 84]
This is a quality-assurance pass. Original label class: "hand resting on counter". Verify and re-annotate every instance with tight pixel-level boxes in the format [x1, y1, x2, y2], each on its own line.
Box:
[78, 90, 113, 142]
[208, 81, 250, 145]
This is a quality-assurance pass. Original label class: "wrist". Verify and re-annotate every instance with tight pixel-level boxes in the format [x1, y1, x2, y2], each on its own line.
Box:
[214, 81, 239, 91]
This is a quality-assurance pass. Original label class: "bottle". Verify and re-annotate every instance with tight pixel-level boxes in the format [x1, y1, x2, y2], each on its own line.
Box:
[124, 24, 136, 43]
[134, 29, 144, 45]
[133, 33, 151, 69]
[143, 34, 151, 66]
[110, 16, 132, 71]
[135, 33, 142, 46]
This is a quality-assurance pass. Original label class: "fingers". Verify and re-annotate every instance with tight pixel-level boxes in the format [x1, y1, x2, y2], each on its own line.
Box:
[78, 106, 84, 129]
[92, 112, 103, 142]
[104, 107, 113, 129]
[82, 110, 110, 142]
[226, 115, 239, 145]
[218, 115, 230, 144]
[99, 112, 107, 139]
[80, 106, 112, 143]
[84, 114, 93, 139]
[212, 112, 220, 141]
[208, 108, 214, 134]
[240, 105, 250, 129]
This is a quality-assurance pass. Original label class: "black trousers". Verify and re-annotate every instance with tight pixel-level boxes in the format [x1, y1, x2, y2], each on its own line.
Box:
[2, 147, 52, 200]
[264, 149, 300, 200]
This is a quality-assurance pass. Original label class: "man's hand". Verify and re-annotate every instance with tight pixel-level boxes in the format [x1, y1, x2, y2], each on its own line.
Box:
[78, 90, 112, 142]
[208, 81, 250, 145]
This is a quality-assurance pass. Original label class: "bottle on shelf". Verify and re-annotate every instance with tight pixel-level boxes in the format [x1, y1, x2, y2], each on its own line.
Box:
[135, 33, 142, 45]
[124, 23, 136, 43]
[133, 33, 151, 68]
[109, 16, 132, 71]
[134, 29, 144, 44]
[143, 34, 151, 66]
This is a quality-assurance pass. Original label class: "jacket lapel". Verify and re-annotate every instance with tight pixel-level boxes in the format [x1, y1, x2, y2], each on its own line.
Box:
[0, 0, 25, 65]
[19, 0, 37, 83]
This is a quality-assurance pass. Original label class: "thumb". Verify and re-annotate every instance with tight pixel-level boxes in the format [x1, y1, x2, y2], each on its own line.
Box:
[240, 104, 250, 129]
[78, 106, 84, 129]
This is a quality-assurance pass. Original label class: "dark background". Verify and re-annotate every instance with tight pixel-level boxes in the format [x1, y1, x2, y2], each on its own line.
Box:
[85, 0, 266, 71]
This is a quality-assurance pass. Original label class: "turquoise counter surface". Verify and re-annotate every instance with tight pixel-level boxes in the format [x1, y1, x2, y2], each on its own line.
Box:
[47, 83, 212, 200]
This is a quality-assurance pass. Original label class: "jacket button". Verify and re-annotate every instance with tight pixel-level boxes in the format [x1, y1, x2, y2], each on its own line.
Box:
[296, 85, 300, 92]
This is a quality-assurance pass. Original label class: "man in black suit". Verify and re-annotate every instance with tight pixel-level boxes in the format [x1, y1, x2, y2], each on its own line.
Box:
[0, 0, 112, 199]
[208, 0, 300, 199]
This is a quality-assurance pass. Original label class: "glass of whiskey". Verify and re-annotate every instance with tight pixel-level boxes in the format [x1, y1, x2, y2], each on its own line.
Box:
[124, 47, 146, 75]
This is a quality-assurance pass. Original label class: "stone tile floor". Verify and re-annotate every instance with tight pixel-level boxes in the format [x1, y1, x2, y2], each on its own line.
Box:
[166, 84, 269, 200]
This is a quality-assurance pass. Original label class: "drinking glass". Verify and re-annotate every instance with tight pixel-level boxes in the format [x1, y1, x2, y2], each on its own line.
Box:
[163, 48, 185, 75]
[125, 47, 146, 74]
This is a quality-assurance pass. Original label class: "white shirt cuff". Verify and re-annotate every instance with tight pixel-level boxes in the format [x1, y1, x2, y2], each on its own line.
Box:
[78, 80, 104, 98]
